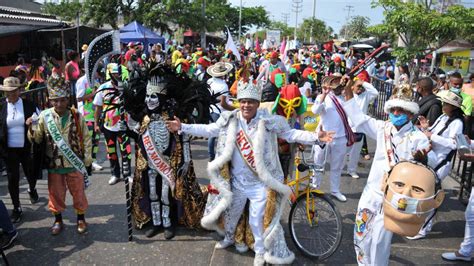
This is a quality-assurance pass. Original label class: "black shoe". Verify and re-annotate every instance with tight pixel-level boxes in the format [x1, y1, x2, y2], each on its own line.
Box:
[10, 208, 22, 223]
[164, 227, 175, 240]
[145, 226, 161, 238]
[1, 231, 18, 249]
[28, 189, 39, 204]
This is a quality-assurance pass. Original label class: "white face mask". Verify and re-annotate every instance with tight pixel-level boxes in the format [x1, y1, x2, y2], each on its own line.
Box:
[384, 186, 438, 215]
[145, 92, 160, 110]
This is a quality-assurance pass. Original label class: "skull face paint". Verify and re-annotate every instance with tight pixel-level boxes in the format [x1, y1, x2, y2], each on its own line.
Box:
[146, 75, 167, 111]
[145, 91, 160, 110]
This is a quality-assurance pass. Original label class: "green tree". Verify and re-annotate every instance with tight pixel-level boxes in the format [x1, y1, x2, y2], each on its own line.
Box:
[42, 0, 82, 22]
[297, 18, 333, 43]
[339, 16, 370, 40]
[374, 0, 474, 64]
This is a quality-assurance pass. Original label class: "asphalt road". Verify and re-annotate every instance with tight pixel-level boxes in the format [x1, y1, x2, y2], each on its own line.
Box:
[0, 138, 471, 265]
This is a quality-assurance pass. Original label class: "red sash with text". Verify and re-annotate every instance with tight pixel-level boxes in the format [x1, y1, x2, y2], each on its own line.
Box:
[142, 129, 176, 190]
[235, 129, 258, 174]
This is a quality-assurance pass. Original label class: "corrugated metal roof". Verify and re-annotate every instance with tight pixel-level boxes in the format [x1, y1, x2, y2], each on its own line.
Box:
[0, 5, 62, 25]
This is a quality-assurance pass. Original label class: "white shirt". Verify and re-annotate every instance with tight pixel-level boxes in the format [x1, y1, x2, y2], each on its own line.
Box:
[7, 98, 25, 148]
[311, 92, 350, 138]
[345, 99, 430, 191]
[76, 75, 89, 115]
[207, 77, 229, 114]
[353, 82, 379, 115]
[427, 114, 463, 179]
[181, 110, 320, 190]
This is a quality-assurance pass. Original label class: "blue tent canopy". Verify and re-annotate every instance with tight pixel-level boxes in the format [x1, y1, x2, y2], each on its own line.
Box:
[120, 21, 165, 48]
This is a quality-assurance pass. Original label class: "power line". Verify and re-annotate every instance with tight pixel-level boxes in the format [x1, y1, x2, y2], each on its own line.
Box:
[292, 0, 303, 41]
[342, 4, 354, 40]
[281, 12, 290, 26]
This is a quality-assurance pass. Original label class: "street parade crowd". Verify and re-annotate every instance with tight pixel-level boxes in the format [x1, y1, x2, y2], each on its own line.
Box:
[0, 37, 474, 265]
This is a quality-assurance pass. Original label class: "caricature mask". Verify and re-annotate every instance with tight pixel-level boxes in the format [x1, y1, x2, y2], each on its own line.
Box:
[146, 76, 167, 110]
[273, 84, 307, 120]
[382, 161, 445, 237]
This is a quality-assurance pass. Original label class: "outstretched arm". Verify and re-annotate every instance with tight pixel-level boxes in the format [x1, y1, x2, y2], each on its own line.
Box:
[166, 116, 220, 138]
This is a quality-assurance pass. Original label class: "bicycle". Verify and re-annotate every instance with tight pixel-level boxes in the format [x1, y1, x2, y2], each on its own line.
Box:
[286, 146, 343, 260]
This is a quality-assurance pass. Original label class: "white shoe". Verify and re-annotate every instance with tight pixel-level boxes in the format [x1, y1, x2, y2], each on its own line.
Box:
[235, 243, 249, 253]
[108, 176, 120, 185]
[127, 176, 133, 184]
[254, 253, 265, 266]
[92, 162, 103, 171]
[441, 252, 471, 261]
[215, 239, 234, 249]
[331, 192, 347, 202]
[406, 233, 426, 240]
[348, 172, 360, 179]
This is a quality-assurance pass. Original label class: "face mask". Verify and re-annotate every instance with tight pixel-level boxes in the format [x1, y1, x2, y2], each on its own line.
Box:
[384, 186, 438, 215]
[450, 87, 461, 94]
[389, 113, 408, 127]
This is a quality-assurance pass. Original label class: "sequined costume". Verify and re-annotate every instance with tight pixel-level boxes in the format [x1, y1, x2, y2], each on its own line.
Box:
[124, 62, 211, 237]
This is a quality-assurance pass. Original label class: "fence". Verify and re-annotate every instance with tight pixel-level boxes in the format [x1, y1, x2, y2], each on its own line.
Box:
[367, 78, 394, 120]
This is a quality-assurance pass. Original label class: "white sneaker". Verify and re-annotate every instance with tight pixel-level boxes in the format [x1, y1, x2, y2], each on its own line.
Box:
[349, 172, 360, 179]
[215, 239, 234, 249]
[441, 252, 471, 261]
[92, 162, 103, 171]
[331, 192, 347, 202]
[127, 176, 133, 184]
[235, 243, 249, 253]
[254, 253, 265, 266]
[108, 176, 120, 185]
[406, 233, 426, 240]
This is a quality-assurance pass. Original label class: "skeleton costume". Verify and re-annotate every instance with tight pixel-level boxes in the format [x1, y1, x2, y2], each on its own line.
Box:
[124, 62, 210, 239]
[180, 78, 324, 264]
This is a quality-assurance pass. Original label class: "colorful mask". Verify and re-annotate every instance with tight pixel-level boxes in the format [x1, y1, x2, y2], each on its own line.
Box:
[273, 84, 307, 120]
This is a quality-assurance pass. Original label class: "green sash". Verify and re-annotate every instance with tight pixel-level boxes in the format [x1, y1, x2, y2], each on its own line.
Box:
[44, 109, 90, 188]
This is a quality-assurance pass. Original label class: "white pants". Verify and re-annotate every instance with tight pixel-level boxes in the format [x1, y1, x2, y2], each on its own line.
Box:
[347, 138, 364, 173]
[459, 189, 474, 256]
[354, 186, 393, 266]
[313, 136, 348, 194]
[223, 183, 267, 254]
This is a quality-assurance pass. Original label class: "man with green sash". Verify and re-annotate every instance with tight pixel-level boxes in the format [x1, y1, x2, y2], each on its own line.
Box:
[28, 75, 92, 235]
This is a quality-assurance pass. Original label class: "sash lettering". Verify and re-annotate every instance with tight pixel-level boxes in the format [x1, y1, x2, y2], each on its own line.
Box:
[44, 109, 90, 188]
[142, 129, 176, 191]
[235, 129, 257, 173]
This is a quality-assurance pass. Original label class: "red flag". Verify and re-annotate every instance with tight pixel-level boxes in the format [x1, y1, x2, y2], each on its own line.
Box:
[255, 36, 261, 54]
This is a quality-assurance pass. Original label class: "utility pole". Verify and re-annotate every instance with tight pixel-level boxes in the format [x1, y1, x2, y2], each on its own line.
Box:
[238, 0, 242, 44]
[310, 0, 316, 44]
[292, 0, 303, 42]
[200, 0, 206, 49]
[343, 4, 354, 40]
[281, 13, 290, 26]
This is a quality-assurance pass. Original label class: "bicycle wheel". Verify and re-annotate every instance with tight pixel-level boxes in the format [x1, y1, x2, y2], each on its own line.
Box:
[288, 192, 343, 260]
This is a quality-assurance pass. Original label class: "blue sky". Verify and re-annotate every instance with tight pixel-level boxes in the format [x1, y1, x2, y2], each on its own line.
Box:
[228, 0, 385, 34]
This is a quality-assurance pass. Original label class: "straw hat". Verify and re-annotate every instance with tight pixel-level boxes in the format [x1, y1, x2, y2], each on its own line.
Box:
[437, 90, 462, 108]
[47, 76, 70, 99]
[0, 77, 25, 92]
[206, 62, 233, 77]
[81, 44, 89, 51]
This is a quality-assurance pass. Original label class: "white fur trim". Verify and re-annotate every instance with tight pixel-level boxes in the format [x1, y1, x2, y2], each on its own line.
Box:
[200, 118, 237, 231]
[254, 120, 295, 264]
[264, 250, 295, 265]
[384, 99, 419, 114]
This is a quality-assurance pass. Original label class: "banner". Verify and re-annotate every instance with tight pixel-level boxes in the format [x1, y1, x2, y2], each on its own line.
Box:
[266, 30, 281, 49]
